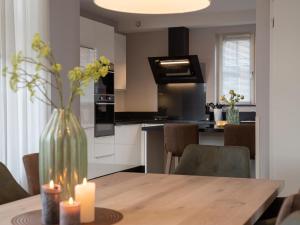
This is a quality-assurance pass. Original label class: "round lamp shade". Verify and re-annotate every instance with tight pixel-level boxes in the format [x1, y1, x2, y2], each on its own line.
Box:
[93, 0, 211, 14]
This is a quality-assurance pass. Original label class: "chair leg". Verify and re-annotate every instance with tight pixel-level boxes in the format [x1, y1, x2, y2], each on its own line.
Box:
[165, 152, 172, 174]
[174, 157, 179, 170]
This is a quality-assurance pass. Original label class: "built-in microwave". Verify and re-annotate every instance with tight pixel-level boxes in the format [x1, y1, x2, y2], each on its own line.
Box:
[94, 71, 115, 137]
[94, 70, 114, 95]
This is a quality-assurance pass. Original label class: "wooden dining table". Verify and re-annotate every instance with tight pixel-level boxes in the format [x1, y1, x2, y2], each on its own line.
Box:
[0, 172, 283, 225]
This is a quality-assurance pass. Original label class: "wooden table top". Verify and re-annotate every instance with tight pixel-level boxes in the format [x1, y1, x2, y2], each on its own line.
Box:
[0, 173, 283, 225]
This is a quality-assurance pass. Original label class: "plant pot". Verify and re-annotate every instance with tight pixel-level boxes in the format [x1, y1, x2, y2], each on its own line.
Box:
[226, 108, 240, 125]
[39, 109, 87, 200]
[213, 109, 223, 122]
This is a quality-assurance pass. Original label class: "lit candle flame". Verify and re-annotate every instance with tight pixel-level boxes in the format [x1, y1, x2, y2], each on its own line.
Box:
[69, 197, 74, 205]
[83, 178, 87, 185]
[49, 180, 54, 189]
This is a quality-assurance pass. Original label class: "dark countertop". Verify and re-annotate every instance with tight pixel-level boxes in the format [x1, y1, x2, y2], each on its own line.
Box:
[115, 119, 255, 133]
[114, 112, 256, 130]
[115, 119, 224, 133]
[115, 120, 166, 125]
[115, 119, 214, 126]
[140, 124, 225, 133]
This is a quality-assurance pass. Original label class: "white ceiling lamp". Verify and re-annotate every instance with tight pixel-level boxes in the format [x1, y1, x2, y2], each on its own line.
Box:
[93, 0, 211, 14]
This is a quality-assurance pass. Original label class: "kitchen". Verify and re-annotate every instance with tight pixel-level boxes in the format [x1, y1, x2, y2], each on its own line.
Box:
[3, 0, 300, 224]
[79, 10, 257, 178]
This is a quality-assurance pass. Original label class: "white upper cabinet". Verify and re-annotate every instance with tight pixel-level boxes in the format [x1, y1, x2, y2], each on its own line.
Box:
[80, 17, 115, 62]
[80, 47, 96, 128]
[80, 17, 115, 127]
[114, 33, 126, 90]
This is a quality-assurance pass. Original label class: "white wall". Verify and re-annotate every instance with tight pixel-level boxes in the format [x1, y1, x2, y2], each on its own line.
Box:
[123, 25, 255, 112]
[49, 0, 80, 117]
[255, 0, 270, 179]
[118, 10, 256, 33]
[114, 33, 127, 112]
[125, 30, 168, 111]
[189, 25, 256, 103]
[270, 0, 300, 195]
[115, 92, 126, 112]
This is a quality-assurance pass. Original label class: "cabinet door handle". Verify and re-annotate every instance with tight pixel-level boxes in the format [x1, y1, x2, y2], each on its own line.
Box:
[95, 102, 115, 105]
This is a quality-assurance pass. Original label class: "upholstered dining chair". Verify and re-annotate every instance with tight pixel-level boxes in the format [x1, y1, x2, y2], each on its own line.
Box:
[255, 191, 300, 225]
[275, 191, 300, 225]
[281, 211, 300, 225]
[0, 162, 30, 205]
[175, 144, 251, 178]
[164, 123, 199, 174]
[254, 198, 285, 225]
[23, 153, 40, 195]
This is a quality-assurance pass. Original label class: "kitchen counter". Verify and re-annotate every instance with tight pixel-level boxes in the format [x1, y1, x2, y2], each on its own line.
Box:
[115, 120, 224, 133]
[113, 112, 256, 174]
[116, 120, 255, 133]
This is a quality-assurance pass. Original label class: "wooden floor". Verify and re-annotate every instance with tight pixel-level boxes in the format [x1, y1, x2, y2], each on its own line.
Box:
[0, 173, 283, 225]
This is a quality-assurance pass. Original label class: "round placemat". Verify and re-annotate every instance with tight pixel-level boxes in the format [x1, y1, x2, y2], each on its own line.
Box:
[11, 207, 123, 225]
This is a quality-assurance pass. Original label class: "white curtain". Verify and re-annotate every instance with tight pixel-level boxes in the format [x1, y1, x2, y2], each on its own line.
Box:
[0, 0, 50, 186]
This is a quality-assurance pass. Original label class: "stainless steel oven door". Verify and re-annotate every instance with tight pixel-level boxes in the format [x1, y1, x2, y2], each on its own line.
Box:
[94, 102, 115, 137]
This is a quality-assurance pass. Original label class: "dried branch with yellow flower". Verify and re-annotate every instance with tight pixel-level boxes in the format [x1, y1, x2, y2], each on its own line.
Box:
[2, 33, 110, 110]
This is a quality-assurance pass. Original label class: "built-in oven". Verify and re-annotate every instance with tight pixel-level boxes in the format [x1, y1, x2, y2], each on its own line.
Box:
[94, 70, 115, 137]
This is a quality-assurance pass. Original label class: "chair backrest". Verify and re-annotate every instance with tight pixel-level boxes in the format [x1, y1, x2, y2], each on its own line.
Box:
[0, 162, 29, 205]
[275, 192, 300, 225]
[23, 153, 40, 195]
[224, 124, 256, 159]
[175, 145, 251, 178]
[164, 123, 199, 157]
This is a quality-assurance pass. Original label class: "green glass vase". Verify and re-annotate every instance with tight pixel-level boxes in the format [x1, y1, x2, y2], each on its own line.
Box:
[39, 109, 87, 200]
[226, 107, 240, 125]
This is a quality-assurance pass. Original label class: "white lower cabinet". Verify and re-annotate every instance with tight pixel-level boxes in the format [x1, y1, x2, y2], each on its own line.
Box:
[94, 136, 115, 163]
[94, 135, 115, 144]
[115, 124, 142, 166]
[115, 124, 141, 145]
[88, 124, 142, 170]
[94, 143, 114, 158]
[114, 144, 139, 165]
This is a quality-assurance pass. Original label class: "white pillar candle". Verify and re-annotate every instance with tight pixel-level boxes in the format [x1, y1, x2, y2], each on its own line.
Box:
[75, 178, 96, 223]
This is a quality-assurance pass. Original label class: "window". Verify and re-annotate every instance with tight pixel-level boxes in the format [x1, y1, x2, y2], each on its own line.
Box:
[218, 33, 255, 104]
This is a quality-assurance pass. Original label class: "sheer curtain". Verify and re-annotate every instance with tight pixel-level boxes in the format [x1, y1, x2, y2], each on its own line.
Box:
[0, 0, 50, 186]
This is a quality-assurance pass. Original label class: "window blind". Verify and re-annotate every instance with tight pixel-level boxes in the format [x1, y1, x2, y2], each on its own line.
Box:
[220, 34, 254, 104]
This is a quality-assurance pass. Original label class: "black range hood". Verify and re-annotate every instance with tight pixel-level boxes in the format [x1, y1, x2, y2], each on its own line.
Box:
[148, 27, 204, 84]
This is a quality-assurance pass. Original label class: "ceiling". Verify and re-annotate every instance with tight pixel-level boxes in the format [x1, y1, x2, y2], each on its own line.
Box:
[80, 0, 256, 33]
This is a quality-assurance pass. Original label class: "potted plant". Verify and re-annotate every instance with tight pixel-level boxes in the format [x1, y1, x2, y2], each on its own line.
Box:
[207, 103, 223, 122]
[220, 90, 244, 125]
[2, 33, 110, 199]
